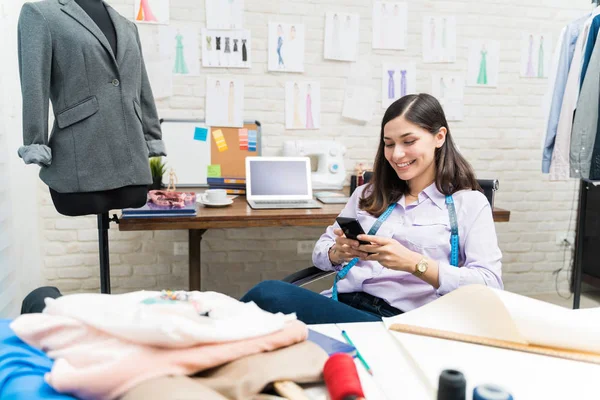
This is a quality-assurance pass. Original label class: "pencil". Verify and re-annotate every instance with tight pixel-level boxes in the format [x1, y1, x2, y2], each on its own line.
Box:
[341, 329, 374, 375]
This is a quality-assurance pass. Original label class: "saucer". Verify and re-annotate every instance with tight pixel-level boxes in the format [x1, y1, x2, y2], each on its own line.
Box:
[197, 197, 234, 208]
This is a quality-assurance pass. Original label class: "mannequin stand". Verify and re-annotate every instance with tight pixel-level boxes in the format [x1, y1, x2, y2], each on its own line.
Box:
[98, 213, 119, 294]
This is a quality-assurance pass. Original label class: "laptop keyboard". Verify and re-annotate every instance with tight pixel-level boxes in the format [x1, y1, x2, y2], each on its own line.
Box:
[255, 200, 310, 204]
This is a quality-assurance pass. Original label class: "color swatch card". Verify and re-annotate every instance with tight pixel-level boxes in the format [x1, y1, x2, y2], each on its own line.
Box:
[238, 128, 248, 150]
[212, 129, 229, 152]
[248, 130, 257, 152]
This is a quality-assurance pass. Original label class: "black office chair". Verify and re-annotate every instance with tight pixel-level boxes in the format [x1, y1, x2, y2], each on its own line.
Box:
[281, 176, 499, 287]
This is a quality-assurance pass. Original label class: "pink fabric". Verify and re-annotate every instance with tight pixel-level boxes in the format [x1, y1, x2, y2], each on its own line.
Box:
[11, 314, 307, 400]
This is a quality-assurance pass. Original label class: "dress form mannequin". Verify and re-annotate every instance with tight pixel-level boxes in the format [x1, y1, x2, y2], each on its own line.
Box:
[50, 0, 147, 217]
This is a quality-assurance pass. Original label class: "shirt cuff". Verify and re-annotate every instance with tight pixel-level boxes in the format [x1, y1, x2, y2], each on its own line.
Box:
[17, 144, 52, 167]
[147, 140, 167, 157]
[436, 261, 461, 296]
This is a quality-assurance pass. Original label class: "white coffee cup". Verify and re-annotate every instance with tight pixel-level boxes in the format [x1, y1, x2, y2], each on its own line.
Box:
[204, 189, 228, 203]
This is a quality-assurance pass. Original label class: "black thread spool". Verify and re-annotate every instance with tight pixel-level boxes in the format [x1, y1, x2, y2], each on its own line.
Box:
[437, 369, 466, 400]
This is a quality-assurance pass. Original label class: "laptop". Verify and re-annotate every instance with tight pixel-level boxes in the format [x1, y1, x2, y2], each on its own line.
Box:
[245, 157, 322, 209]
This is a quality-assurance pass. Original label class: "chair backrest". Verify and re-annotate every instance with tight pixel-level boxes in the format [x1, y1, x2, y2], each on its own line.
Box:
[359, 171, 497, 208]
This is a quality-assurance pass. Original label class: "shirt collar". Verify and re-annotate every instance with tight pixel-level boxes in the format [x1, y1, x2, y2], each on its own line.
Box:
[422, 183, 446, 210]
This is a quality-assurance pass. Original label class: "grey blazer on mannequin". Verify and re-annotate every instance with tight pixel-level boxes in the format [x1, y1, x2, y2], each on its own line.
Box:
[17, 0, 166, 193]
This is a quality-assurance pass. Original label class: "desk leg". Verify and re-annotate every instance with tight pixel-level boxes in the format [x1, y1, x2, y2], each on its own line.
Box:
[189, 229, 207, 291]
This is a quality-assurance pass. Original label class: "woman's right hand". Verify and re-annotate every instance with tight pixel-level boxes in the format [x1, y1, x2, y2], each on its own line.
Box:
[328, 228, 370, 265]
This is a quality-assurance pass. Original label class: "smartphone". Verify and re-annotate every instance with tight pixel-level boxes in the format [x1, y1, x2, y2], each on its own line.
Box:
[335, 217, 370, 245]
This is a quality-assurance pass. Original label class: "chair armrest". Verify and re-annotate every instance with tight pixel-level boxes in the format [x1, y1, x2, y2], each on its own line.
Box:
[281, 266, 335, 287]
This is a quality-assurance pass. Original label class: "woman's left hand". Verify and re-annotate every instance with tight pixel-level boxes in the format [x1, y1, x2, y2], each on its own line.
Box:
[356, 234, 422, 273]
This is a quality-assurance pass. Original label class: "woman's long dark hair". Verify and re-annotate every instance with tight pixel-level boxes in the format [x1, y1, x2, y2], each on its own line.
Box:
[360, 93, 480, 216]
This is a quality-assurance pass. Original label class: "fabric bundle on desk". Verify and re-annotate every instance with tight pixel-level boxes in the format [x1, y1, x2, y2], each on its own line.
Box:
[7, 290, 319, 400]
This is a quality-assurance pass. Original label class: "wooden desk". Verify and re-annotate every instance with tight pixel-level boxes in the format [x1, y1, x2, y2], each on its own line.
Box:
[119, 197, 510, 291]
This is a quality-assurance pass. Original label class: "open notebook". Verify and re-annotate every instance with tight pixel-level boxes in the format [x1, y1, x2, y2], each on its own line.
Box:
[383, 285, 600, 365]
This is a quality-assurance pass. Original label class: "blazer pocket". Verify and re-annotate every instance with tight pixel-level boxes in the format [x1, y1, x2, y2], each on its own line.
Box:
[56, 96, 99, 129]
[133, 99, 143, 123]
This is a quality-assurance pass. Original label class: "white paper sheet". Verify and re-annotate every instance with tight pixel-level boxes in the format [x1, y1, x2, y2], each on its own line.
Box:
[467, 39, 499, 87]
[372, 1, 407, 50]
[206, 77, 244, 128]
[159, 26, 200, 76]
[520, 33, 552, 78]
[422, 16, 456, 63]
[268, 22, 305, 72]
[324, 12, 360, 62]
[205, 0, 244, 30]
[133, 0, 169, 25]
[285, 81, 320, 130]
[201, 29, 251, 68]
[146, 60, 173, 99]
[431, 74, 464, 121]
[381, 63, 416, 109]
[343, 85, 375, 123]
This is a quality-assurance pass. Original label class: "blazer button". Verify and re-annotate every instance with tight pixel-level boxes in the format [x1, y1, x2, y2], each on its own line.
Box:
[112, 79, 120, 87]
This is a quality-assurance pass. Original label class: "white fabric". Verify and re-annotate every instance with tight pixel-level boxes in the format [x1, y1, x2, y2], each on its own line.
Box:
[39, 290, 296, 348]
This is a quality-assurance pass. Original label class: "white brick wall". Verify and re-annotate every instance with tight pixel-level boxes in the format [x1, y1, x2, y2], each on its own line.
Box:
[13, 0, 597, 299]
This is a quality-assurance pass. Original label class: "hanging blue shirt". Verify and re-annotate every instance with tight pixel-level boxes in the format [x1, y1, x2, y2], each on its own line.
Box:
[0, 319, 75, 400]
[580, 14, 600, 89]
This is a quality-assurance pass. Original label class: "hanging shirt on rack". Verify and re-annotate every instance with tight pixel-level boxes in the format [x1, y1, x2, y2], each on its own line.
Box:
[550, 9, 600, 180]
[580, 15, 600, 89]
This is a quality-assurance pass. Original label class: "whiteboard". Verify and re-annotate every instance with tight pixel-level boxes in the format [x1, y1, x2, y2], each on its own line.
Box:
[160, 119, 211, 186]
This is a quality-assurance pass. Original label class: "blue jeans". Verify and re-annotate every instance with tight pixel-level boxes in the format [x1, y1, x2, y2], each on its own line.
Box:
[240, 281, 402, 325]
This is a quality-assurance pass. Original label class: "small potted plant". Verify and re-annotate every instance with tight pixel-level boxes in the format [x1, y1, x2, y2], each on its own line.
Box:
[149, 157, 167, 190]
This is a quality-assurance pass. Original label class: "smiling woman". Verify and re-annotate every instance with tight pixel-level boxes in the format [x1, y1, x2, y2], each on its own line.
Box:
[241, 94, 503, 325]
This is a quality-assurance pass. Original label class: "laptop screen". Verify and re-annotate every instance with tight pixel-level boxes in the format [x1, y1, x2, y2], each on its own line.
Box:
[248, 159, 310, 196]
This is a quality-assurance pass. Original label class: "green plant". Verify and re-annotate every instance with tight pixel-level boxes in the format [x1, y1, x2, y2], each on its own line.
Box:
[149, 157, 167, 178]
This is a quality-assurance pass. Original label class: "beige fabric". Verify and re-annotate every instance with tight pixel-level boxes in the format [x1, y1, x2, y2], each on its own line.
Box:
[121, 341, 327, 400]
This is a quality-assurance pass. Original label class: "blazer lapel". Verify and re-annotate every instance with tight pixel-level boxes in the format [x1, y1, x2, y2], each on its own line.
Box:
[105, 4, 130, 66]
[59, 0, 117, 65]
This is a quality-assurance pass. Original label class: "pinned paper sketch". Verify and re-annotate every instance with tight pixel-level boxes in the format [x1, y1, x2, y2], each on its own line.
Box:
[134, 0, 169, 24]
[521, 33, 551, 78]
[285, 82, 320, 130]
[382, 63, 416, 109]
[138, 27, 173, 99]
[431, 74, 464, 121]
[324, 12, 360, 61]
[206, 0, 244, 29]
[467, 40, 499, 87]
[202, 29, 251, 68]
[159, 26, 200, 76]
[423, 16, 456, 63]
[372, 2, 407, 50]
[268, 23, 305, 72]
[206, 77, 244, 128]
[343, 85, 375, 123]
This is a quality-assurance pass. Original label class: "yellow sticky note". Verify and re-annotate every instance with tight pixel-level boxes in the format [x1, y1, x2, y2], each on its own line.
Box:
[212, 129, 228, 152]
[207, 164, 222, 178]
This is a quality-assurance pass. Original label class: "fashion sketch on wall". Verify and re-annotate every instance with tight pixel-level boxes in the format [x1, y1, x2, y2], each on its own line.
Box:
[467, 40, 499, 87]
[343, 85, 375, 123]
[285, 82, 321, 129]
[268, 22, 305, 72]
[422, 16, 456, 63]
[206, 77, 245, 128]
[137, 27, 173, 99]
[202, 29, 251, 68]
[206, 0, 244, 29]
[134, 0, 169, 25]
[381, 63, 416, 109]
[324, 12, 360, 62]
[159, 26, 200, 76]
[520, 33, 551, 78]
[431, 74, 464, 121]
[372, 1, 407, 50]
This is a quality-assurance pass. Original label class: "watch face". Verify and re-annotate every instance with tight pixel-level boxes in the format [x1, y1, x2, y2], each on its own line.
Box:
[417, 262, 427, 273]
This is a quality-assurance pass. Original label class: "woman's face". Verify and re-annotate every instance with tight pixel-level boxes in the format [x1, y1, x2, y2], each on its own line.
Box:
[383, 116, 446, 184]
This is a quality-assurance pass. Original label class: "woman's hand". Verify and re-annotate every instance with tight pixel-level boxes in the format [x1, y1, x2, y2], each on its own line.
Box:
[328, 228, 370, 265]
[356, 234, 422, 272]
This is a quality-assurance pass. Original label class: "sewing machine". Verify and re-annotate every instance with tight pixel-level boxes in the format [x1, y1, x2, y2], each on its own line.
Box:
[282, 140, 346, 189]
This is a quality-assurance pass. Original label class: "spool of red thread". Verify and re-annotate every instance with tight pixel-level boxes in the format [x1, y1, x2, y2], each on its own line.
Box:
[323, 353, 365, 400]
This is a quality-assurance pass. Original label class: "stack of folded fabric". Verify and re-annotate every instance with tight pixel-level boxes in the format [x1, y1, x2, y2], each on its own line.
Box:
[6, 290, 328, 400]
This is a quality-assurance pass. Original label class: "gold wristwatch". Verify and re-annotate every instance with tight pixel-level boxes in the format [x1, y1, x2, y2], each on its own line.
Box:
[413, 257, 428, 277]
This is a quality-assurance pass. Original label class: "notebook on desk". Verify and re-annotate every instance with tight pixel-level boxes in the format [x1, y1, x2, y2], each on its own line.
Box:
[245, 157, 322, 209]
